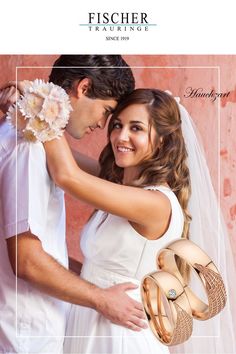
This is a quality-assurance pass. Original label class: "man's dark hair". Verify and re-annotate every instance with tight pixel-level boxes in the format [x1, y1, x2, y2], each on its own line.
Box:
[49, 55, 135, 101]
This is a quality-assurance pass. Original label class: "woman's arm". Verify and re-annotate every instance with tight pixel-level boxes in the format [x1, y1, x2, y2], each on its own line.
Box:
[44, 136, 171, 234]
[72, 149, 100, 176]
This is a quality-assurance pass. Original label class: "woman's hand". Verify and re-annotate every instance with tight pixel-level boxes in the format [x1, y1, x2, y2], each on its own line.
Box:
[0, 80, 30, 93]
[0, 86, 19, 114]
[0, 80, 30, 114]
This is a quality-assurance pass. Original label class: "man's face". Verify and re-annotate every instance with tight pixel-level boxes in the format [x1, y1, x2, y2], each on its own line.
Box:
[66, 92, 117, 139]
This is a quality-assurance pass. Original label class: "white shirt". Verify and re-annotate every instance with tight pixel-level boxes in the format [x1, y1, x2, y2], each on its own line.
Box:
[0, 119, 70, 353]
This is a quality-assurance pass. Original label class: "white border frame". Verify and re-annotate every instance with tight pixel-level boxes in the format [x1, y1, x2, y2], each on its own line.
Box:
[15, 64, 221, 339]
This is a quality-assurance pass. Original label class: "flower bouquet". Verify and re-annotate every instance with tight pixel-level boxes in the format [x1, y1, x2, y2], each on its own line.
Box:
[6, 79, 72, 142]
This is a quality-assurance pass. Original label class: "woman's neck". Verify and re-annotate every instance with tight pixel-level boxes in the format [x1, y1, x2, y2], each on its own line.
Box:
[123, 167, 140, 185]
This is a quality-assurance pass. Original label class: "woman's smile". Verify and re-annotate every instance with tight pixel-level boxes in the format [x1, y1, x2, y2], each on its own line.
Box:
[116, 145, 135, 153]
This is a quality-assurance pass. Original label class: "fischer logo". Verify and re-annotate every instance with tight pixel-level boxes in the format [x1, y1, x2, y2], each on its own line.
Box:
[88, 12, 148, 25]
[79, 11, 157, 40]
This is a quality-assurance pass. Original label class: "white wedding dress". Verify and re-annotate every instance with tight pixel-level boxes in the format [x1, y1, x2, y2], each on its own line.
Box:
[64, 185, 184, 354]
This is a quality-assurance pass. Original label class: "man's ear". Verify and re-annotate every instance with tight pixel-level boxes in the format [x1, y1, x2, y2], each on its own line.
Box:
[76, 78, 91, 98]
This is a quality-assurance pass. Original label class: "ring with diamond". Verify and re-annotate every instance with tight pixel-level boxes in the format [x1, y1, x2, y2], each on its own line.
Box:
[168, 288, 177, 299]
[141, 270, 193, 346]
[157, 239, 227, 320]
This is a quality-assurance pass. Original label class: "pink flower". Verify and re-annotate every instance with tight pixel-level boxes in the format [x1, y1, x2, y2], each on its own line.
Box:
[19, 93, 44, 117]
[39, 98, 61, 124]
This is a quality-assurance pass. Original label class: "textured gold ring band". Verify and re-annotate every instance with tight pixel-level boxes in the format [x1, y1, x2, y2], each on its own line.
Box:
[157, 239, 227, 320]
[141, 270, 193, 346]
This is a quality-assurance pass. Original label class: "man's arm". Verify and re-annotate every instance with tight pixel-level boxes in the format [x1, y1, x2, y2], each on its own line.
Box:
[7, 231, 146, 331]
[7, 231, 98, 306]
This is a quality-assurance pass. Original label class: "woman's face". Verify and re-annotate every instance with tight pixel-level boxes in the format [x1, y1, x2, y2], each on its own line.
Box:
[110, 104, 157, 169]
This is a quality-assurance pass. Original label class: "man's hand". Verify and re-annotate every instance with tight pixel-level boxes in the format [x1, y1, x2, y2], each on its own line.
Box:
[95, 282, 148, 331]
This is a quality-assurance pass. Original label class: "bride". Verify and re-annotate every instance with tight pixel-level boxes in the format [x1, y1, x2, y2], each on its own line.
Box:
[44, 89, 189, 353]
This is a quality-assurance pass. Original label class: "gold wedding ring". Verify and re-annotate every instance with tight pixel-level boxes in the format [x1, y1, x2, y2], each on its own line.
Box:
[141, 271, 193, 346]
[157, 239, 227, 320]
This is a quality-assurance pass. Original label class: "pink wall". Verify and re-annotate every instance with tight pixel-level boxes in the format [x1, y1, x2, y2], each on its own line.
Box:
[0, 55, 235, 263]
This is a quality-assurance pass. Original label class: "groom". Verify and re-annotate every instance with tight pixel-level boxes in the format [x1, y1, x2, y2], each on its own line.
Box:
[0, 55, 146, 353]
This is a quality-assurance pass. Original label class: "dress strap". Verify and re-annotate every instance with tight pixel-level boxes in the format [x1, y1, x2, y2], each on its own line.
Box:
[144, 185, 171, 192]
